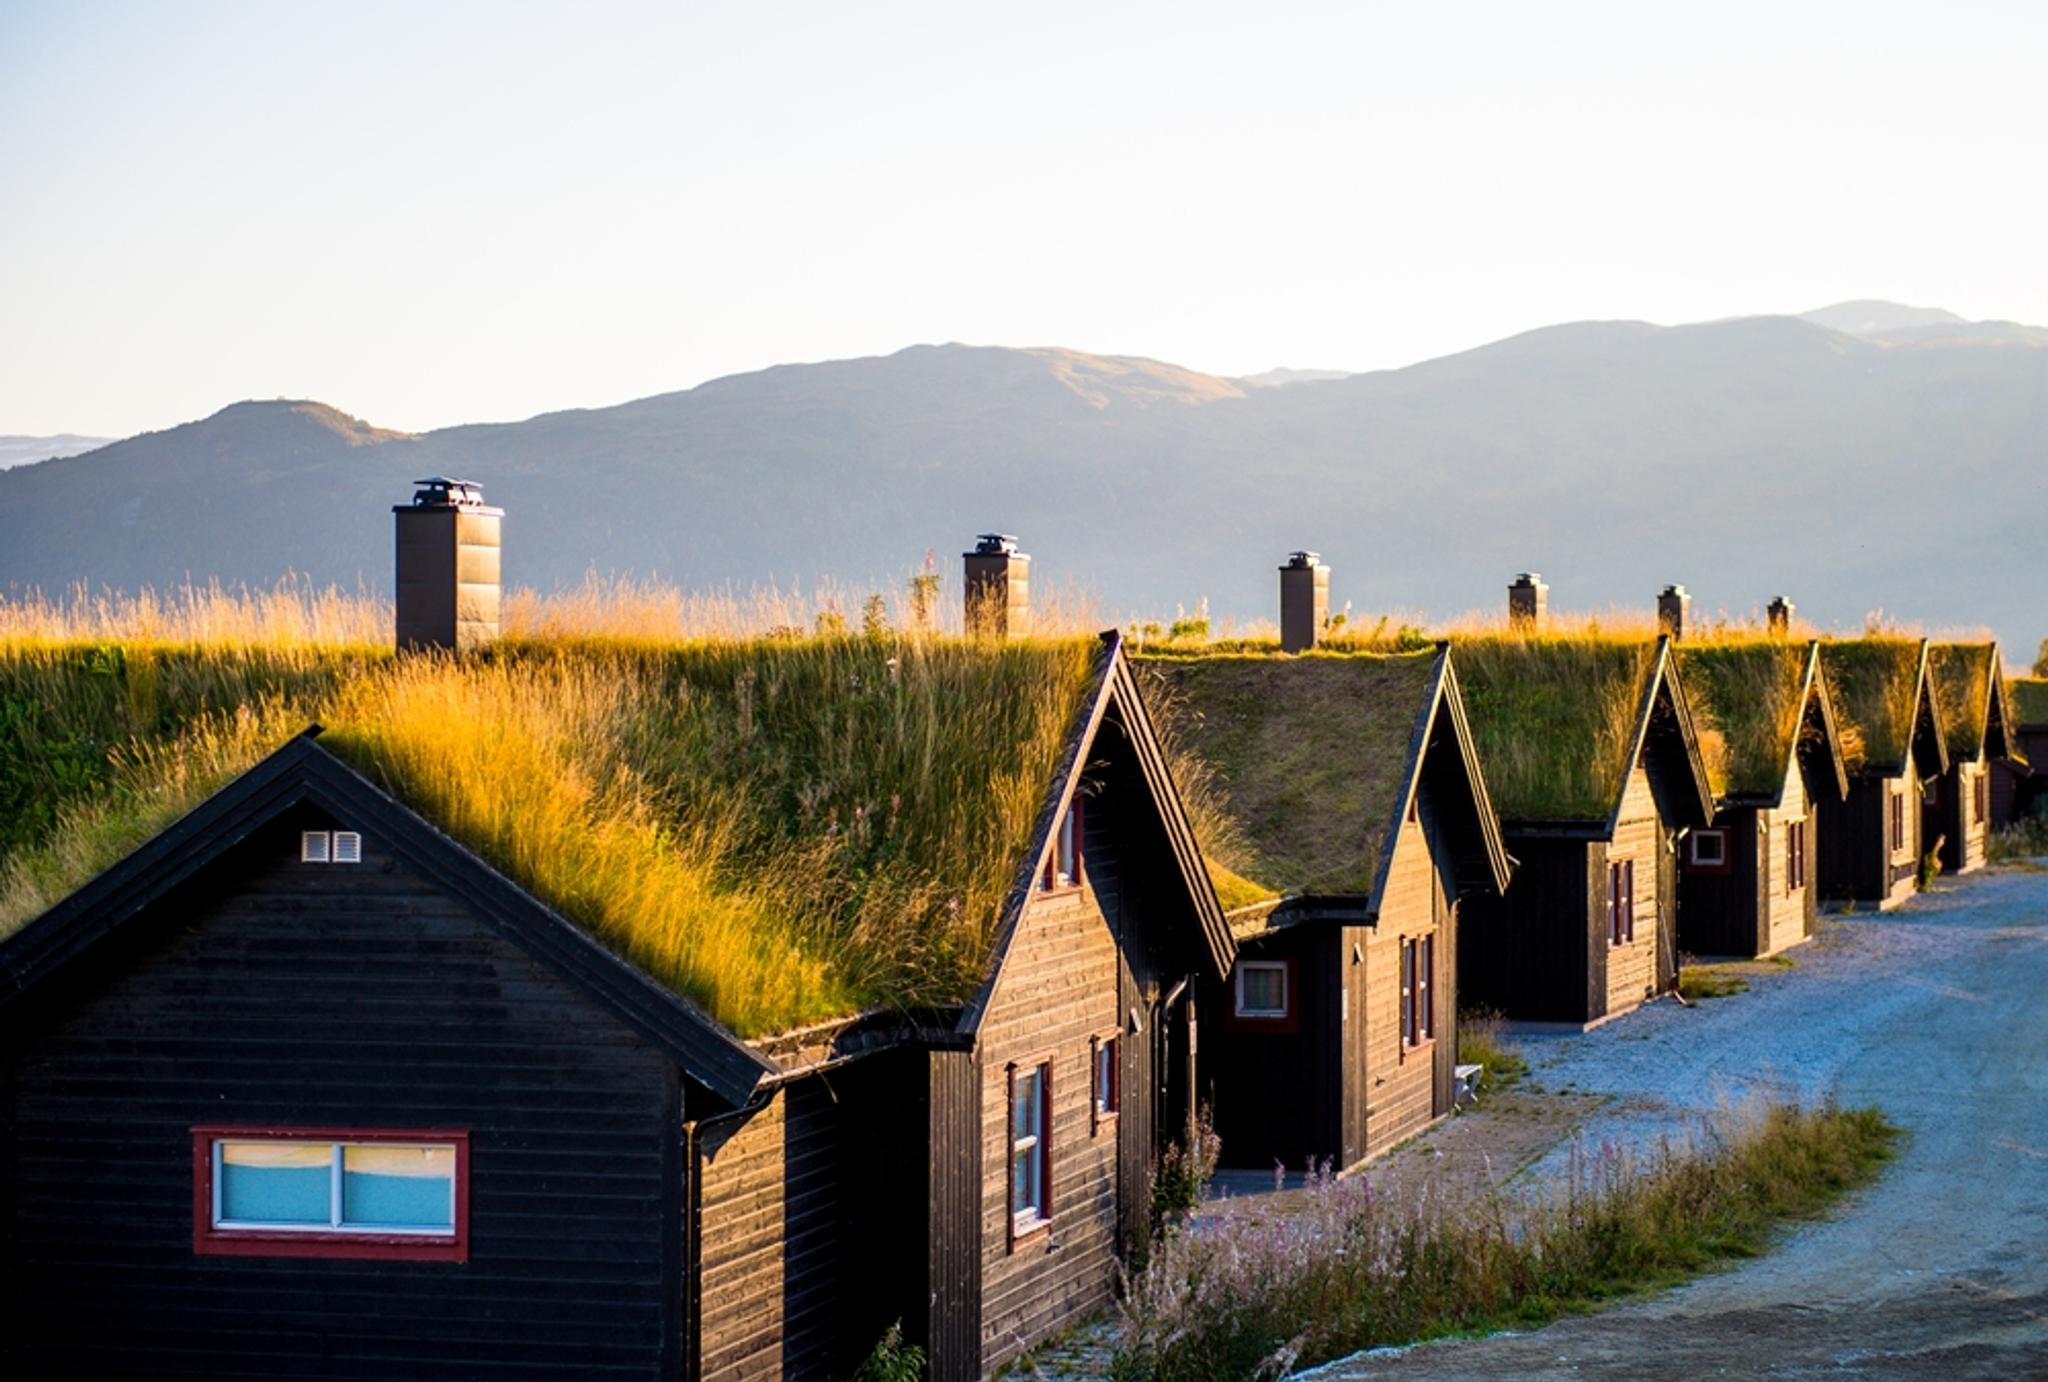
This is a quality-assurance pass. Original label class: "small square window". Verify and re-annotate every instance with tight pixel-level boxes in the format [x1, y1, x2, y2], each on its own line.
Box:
[1688, 830, 1727, 869]
[1235, 961, 1289, 1018]
[300, 831, 330, 863]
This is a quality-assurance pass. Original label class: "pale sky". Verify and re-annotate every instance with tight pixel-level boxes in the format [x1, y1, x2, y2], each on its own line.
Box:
[4, 0, 2047, 438]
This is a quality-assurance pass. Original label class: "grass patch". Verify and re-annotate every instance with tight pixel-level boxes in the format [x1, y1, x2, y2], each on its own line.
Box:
[1455, 1009, 1528, 1088]
[1679, 965, 1751, 1000]
[1819, 639, 1925, 774]
[1988, 812, 2048, 864]
[1675, 641, 1826, 798]
[1110, 1098, 1899, 1381]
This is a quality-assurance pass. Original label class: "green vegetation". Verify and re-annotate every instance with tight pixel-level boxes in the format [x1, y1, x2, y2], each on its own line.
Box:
[1928, 643, 1997, 760]
[1455, 1009, 1528, 1087]
[850, 1323, 925, 1382]
[1678, 965, 1750, 1000]
[0, 630, 1105, 1039]
[2035, 640, 2048, 678]
[1138, 651, 1440, 896]
[2009, 676, 2048, 726]
[1819, 639, 1925, 773]
[1675, 642, 1820, 798]
[1111, 1099, 1899, 1381]
[1988, 806, 2048, 863]
[1451, 637, 1660, 820]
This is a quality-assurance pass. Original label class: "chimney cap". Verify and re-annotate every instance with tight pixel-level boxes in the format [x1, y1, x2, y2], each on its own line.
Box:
[399, 476, 496, 511]
[1660, 583, 1689, 598]
[1512, 572, 1545, 586]
[969, 532, 1022, 557]
[1282, 550, 1322, 570]
[1768, 594, 1794, 607]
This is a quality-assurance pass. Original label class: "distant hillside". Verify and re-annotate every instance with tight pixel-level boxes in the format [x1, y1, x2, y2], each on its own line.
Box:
[0, 434, 108, 469]
[1800, 300, 1965, 337]
[2, 304, 2044, 658]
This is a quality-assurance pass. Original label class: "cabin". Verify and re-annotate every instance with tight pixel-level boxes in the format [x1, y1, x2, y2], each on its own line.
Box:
[1926, 642, 2020, 873]
[0, 499, 1235, 1382]
[1673, 642, 1850, 959]
[1138, 645, 1511, 1175]
[1452, 636, 1716, 1028]
[1816, 639, 1948, 910]
[1991, 677, 2047, 828]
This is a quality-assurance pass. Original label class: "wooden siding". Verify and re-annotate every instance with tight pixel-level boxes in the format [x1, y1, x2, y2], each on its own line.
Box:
[1461, 837, 1594, 1024]
[1206, 926, 1338, 1170]
[1758, 759, 1813, 956]
[694, 1079, 844, 1382]
[1358, 811, 1452, 1161]
[1, 813, 681, 1379]
[1603, 763, 1665, 1019]
[1821, 774, 1919, 911]
[976, 879, 1122, 1373]
[1937, 761, 1988, 875]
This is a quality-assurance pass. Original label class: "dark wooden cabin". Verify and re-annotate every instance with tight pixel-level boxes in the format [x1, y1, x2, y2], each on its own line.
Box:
[1991, 677, 2046, 828]
[1141, 647, 1512, 1175]
[1674, 642, 1850, 959]
[1926, 642, 2021, 874]
[1454, 637, 1716, 1028]
[1816, 639, 1948, 911]
[0, 635, 1232, 1382]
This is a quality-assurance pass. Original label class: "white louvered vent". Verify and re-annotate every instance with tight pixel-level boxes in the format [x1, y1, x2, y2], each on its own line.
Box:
[332, 831, 363, 864]
[300, 830, 331, 863]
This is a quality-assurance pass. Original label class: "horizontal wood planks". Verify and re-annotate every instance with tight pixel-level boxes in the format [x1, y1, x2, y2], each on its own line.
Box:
[2, 814, 679, 1379]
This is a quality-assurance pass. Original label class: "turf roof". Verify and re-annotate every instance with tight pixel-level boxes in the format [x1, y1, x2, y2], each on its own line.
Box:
[2013, 678, 2048, 727]
[0, 635, 1107, 1039]
[1448, 636, 1670, 822]
[1136, 650, 1442, 898]
[1674, 641, 1820, 799]
[1817, 639, 1928, 775]
[1928, 642, 1999, 761]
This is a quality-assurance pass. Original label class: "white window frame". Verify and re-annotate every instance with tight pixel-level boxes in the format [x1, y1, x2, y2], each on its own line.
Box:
[1234, 960, 1289, 1018]
[300, 830, 362, 864]
[211, 1138, 457, 1236]
[1688, 829, 1727, 868]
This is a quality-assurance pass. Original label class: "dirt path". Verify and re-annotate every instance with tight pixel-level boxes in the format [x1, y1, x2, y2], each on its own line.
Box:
[1305, 864, 2048, 1379]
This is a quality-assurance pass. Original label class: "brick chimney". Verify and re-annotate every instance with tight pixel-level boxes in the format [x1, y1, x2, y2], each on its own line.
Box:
[964, 533, 1030, 637]
[1279, 551, 1329, 653]
[1658, 584, 1692, 642]
[1766, 595, 1795, 638]
[1508, 572, 1548, 631]
[394, 477, 501, 653]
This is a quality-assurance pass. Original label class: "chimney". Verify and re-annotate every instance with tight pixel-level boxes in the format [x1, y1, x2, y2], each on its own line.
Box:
[1766, 595, 1795, 638]
[1657, 584, 1692, 642]
[394, 477, 502, 653]
[1508, 572, 1548, 631]
[964, 533, 1030, 637]
[1279, 551, 1329, 653]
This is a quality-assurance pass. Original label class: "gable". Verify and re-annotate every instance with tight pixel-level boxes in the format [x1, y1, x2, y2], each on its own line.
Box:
[0, 733, 774, 1108]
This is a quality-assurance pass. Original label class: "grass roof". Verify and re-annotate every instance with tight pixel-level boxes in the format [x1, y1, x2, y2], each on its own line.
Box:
[2012, 678, 2048, 727]
[1135, 650, 1440, 900]
[1928, 642, 1996, 760]
[0, 635, 1103, 1039]
[1817, 639, 1924, 774]
[1448, 637, 1663, 821]
[1673, 642, 1814, 799]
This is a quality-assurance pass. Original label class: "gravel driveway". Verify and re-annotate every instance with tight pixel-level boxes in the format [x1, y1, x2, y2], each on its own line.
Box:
[1307, 864, 2048, 1380]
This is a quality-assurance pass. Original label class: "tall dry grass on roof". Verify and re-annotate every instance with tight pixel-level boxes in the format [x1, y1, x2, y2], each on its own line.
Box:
[1928, 642, 1996, 760]
[1674, 642, 1814, 799]
[0, 580, 1108, 1038]
[1817, 639, 1924, 773]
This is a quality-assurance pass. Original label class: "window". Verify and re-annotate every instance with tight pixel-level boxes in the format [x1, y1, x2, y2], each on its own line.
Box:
[300, 830, 362, 864]
[1974, 774, 1988, 825]
[1786, 819, 1807, 894]
[1687, 830, 1727, 870]
[1041, 798, 1082, 890]
[1401, 935, 1435, 1048]
[1609, 860, 1635, 946]
[1923, 777, 1940, 809]
[1091, 1032, 1119, 1131]
[193, 1127, 468, 1261]
[1235, 961, 1289, 1018]
[1008, 1060, 1052, 1243]
[1890, 792, 1906, 852]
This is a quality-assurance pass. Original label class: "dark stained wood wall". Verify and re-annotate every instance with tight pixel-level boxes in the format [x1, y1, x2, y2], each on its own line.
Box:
[1204, 925, 1339, 1171]
[1823, 775, 1920, 911]
[1, 812, 683, 1379]
[1459, 836, 1594, 1025]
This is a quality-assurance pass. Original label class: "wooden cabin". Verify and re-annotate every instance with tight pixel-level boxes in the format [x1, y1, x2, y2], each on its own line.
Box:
[1991, 677, 2047, 828]
[1673, 642, 1850, 959]
[1139, 647, 1512, 1175]
[0, 634, 1232, 1382]
[1926, 642, 2020, 873]
[1452, 637, 1716, 1028]
[1816, 639, 1948, 911]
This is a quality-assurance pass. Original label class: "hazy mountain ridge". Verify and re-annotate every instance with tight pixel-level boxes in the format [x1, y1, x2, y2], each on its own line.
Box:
[0, 434, 110, 469]
[2, 304, 2043, 655]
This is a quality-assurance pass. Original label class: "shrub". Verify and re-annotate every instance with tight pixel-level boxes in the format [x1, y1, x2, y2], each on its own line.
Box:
[1150, 1106, 1223, 1230]
[1110, 1098, 1897, 1381]
[1454, 1008, 1527, 1087]
[1678, 965, 1749, 1001]
[1988, 807, 2048, 863]
[851, 1321, 925, 1382]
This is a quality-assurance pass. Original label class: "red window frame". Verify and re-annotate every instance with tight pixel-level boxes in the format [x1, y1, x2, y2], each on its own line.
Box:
[1006, 1057, 1054, 1250]
[1040, 796, 1084, 892]
[192, 1125, 471, 1262]
[1974, 774, 1988, 825]
[1608, 860, 1636, 945]
[1401, 935, 1436, 1051]
[1786, 819, 1806, 894]
[1890, 792, 1906, 852]
[1224, 957, 1299, 1034]
[1090, 1029, 1120, 1134]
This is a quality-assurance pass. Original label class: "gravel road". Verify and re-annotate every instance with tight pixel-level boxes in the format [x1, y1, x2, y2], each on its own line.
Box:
[1308, 865, 2048, 1380]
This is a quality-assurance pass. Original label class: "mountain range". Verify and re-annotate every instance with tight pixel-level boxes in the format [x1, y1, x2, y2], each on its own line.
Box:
[0, 434, 111, 470]
[2, 301, 2043, 658]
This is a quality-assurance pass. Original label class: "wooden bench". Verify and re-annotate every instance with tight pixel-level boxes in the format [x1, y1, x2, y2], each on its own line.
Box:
[1454, 1062, 1485, 1109]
